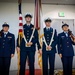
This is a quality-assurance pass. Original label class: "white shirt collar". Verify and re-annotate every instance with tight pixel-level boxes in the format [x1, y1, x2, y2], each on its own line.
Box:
[64, 31, 68, 34]
[26, 23, 31, 26]
[4, 32, 8, 34]
[46, 27, 51, 29]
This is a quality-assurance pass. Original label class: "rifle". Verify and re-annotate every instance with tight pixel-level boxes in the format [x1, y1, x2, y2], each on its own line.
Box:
[68, 29, 75, 42]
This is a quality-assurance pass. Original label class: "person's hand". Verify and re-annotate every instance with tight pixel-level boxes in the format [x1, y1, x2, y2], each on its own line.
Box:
[73, 39, 75, 43]
[70, 36, 75, 43]
[38, 49, 42, 55]
[73, 37, 75, 43]
[16, 47, 20, 52]
[26, 42, 33, 46]
[59, 54, 62, 58]
[11, 54, 14, 58]
[29, 42, 33, 45]
[47, 46, 52, 50]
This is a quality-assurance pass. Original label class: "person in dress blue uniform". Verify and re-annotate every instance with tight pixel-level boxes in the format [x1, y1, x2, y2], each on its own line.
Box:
[0, 22, 15, 75]
[17, 13, 41, 75]
[40, 18, 57, 75]
[58, 24, 75, 75]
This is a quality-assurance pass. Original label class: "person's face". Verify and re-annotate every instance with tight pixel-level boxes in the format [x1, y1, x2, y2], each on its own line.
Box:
[62, 26, 69, 31]
[45, 22, 51, 27]
[25, 17, 32, 23]
[3, 27, 9, 32]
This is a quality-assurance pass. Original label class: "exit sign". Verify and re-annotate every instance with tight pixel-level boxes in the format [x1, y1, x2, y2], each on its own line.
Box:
[58, 12, 65, 17]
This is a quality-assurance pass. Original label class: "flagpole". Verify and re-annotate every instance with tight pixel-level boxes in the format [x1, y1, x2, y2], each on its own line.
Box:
[17, 0, 23, 75]
[38, 0, 43, 75]
[34, 0, 43, 75]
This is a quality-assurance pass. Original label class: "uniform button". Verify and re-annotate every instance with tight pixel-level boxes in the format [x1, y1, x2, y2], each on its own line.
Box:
[67, 42, 69, 44]
[47, 40, 49, 41]
[47, 35, 49, 36]
[3, 40, 5, 41]
[67, 46, 69, 47]
[27, 31, 29, 32]
[47, 42, 49, 44]
[47, 37, 49, 38]
[27, 33, 29, 35]
[27, 36, 29, 38]
[3, 46, 4, 48]
[3, 43, 5, 45]
[27, 39, 29, 41]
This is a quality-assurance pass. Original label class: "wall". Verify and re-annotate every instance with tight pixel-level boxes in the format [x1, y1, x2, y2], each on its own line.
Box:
[0, 2, 75, 70]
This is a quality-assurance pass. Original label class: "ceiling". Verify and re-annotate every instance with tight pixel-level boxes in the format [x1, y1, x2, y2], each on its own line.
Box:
[0, 0, 75, 5]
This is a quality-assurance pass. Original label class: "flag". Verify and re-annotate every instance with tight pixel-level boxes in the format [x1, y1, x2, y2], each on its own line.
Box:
[17, 0, 23, 75]
[34, 0, 43, 69]
[34, 0, 40, 30]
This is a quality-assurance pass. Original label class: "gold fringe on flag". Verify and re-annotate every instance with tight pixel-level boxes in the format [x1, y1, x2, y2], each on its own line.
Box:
[17, 32, 23, 75]
[34, 0, 43, 75]
[17, 0, 23, 75]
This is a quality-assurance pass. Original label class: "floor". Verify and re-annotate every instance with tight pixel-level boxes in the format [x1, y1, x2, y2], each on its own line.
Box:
[9, 69, 42, 75]
[9, 69, 75, 75]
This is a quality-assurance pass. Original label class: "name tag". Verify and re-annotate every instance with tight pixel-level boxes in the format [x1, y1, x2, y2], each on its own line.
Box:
[61, 36, 65, 38]
[7, 37, 12, 38]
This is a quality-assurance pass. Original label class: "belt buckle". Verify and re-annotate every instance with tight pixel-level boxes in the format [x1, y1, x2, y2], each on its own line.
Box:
[25, 44, 31, 47]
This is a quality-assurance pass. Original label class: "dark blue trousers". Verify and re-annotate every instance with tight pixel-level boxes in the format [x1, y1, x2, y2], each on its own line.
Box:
[61, 56, 73, 75]
[19, 51, 35, 75]
[0, 57, 11, 75]
[42, 52, 55, 75]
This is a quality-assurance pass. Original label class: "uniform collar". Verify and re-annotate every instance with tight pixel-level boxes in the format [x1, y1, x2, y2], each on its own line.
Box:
[4, 32, 8, 35]
[26, 23, 31, 26]
[46, 26, 51, 29]
[45, 27, 52, 31]
[63, 31, 68, 34]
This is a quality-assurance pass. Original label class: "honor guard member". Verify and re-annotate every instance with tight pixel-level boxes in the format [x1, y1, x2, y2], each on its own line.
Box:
[58, 24, 75, 75]
[17, 13, 41, 75]
[0, 22, 15, 75]
[40, 18, 57, 75]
